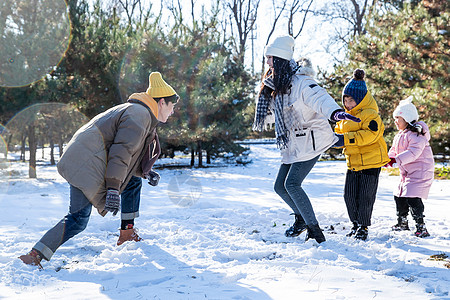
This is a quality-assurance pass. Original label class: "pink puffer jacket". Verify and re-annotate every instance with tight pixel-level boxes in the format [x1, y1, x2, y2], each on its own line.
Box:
[388, 121, 434, 199]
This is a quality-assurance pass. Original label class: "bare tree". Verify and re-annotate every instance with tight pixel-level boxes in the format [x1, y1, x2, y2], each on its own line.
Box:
[287, 0, 314, 39]
[224, 0, 261, 64]
[166, 0, 184, 25]
[315, 0, 377, 44]
[260, 0, 288, 76]
[118, 0, 141, 26]
[108, 0, 156, 29]
[307, 0, 377, 67]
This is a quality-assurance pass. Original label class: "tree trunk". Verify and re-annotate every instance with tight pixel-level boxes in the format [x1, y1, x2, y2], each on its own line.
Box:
[58, 136, 64, 157]
[28, 126, 37, 178]
[21, 136, 26, 162]
[190, 147, 195, 167]
[50, 139, 56, 165]
[197, 140, 203, 167]
[206, 151, 211, 164]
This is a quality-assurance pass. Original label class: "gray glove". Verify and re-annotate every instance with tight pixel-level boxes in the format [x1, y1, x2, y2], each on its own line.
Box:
[147, 170, 160, 186]
[105, 189, 120, 216]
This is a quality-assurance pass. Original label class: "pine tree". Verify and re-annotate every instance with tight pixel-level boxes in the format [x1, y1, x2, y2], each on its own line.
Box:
[320, 0, 449, 154]
[120, 9, 254, 167]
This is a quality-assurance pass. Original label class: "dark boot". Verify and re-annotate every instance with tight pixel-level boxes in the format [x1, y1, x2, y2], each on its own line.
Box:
[19, 249, 43, 269]
[305, 224, 326, 244]
[285, 214, 307, 237]
[117, 226, 143, 246]
[392, 216, 409, 231]
[414, 223, 430, 238]
[355, 226, 368, 241]
[346, 222, 359, 237]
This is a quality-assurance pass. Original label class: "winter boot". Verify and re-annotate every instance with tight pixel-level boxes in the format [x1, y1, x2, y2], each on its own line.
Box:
[305, 224, 326, 244]
[19, 249, 43, 269]
[414, 223, 430, 238]
[392, 216, 409, 231]
[285, 214, 307, 237]
[117, 225, 143, 246]
[354, 226, 368, 241]
[346, 222, 359, 237]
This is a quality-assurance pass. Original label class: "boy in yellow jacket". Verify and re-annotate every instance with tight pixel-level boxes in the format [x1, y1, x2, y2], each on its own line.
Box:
[334, 69, 390, 240]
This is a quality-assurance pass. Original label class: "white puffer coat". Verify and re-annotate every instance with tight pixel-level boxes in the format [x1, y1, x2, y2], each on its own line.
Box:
[280, 68, 340, 164]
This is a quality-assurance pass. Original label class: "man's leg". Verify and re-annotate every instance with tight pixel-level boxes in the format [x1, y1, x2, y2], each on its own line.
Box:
[20, 185, 92, 265]
[117, 176, 143, 245]
[120, 176, 142, 228]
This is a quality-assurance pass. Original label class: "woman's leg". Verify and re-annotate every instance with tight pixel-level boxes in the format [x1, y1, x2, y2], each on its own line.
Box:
[274, 163, 301, 215]
[283, 155, 320, 225]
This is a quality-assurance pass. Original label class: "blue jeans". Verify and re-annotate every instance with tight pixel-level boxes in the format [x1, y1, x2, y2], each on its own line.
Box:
[274, 156, 320, 226]
[120, 175, 142, 220]
[34, 176, 142, 261]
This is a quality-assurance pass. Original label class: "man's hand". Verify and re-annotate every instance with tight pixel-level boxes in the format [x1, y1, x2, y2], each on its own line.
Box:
[147, 170, 160, 186]
[332, 110, 361, 123]
[105, 189, 120, 216]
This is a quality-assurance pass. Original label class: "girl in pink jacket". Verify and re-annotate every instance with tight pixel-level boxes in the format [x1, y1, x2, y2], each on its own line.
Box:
[386, 97, 434, 238]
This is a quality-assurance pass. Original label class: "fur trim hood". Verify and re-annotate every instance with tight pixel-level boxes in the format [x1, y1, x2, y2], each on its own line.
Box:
[295, 57, 315, 77]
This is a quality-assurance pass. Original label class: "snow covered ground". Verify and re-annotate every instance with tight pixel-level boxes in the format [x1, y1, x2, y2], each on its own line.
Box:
[0, 143, 449, 299]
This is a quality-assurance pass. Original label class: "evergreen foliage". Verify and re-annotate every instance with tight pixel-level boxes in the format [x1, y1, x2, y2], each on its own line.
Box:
[1, 0, 255, 175]
[320, 0, 449, 154]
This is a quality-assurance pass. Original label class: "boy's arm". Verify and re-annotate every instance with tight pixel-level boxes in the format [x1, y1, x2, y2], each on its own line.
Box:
[343, 111, 383, 147]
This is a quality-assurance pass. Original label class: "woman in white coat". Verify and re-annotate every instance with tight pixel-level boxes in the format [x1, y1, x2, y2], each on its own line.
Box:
[253, 36, 360, 243]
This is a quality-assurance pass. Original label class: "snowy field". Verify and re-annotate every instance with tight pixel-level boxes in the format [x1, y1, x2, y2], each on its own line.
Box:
[0, 143, 449, 300]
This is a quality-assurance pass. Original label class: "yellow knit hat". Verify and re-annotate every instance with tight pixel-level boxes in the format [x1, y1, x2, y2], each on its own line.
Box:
[146, 72, 176, 98]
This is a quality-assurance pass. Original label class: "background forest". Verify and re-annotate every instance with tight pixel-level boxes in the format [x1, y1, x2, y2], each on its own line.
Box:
[0, 0, 448, 178]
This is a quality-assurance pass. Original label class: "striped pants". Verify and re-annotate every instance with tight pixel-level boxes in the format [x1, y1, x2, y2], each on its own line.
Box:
[344, 168, 381, 227]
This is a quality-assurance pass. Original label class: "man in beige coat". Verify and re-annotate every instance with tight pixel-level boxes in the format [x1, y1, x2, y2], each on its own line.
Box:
[19, 72, 179, 268]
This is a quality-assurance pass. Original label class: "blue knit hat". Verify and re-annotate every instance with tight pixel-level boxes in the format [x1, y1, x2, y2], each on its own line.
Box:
[343, 69, 367, 104]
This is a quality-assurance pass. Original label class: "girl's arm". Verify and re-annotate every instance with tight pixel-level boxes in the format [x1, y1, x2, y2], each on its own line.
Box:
[388, 134, 399, 157]
[396, 134, 427, 165]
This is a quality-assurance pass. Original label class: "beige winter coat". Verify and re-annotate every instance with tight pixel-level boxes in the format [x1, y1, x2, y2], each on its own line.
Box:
[57, 96, 159, 216]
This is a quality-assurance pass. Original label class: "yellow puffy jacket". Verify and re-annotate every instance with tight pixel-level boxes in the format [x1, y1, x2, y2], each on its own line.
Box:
[335, 91, 390, 171]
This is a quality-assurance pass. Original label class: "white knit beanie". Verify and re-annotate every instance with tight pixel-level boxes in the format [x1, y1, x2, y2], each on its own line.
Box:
[264, 35, 295, 61]
[393, 96, 419, 124]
